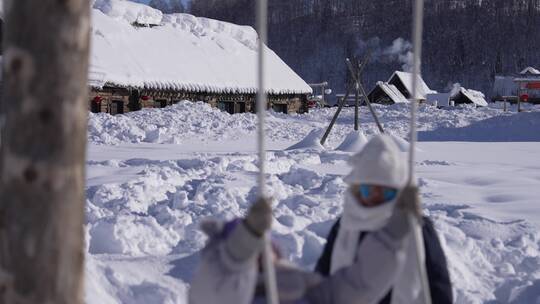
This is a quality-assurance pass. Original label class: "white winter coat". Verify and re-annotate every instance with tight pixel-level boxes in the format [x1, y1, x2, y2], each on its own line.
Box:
[328, 134, 425, 304]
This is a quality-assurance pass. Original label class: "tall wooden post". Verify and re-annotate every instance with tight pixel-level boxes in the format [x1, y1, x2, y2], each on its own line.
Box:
[0, 0, 90, 303]
[517, 88, 522, 113]
[354, 82, 359, 131]
[321, 83, 326, 107]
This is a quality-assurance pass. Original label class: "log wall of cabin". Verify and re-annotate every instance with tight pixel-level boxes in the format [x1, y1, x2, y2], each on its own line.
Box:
[89, 86, 309, 115]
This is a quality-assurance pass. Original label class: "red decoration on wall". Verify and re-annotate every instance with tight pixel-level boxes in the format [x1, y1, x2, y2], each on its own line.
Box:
[526, 82, 540, 89]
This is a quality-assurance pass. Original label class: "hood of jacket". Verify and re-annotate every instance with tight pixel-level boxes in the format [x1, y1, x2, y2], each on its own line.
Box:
[344, 134, 408, 189]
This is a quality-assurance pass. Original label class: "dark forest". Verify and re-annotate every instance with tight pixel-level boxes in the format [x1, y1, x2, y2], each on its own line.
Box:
[185, 0, 540, 97]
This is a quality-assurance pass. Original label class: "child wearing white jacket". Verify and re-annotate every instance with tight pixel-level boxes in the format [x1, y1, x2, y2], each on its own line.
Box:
[189, 134, 439, 304]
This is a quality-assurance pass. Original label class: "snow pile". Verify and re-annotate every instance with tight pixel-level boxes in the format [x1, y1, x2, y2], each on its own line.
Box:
[85, 140, 540, 303]
[286, 129, 325, 151]
[94, 0, 163, 25]
[335, 130, 368, 152]
[389, 133, 410, 152]
[419, 111, 540, 142]
[88, 101, 538, 146]
[427, 204, 540, 303]
[88, 101, 257, 145]
[89, 0, 312, 94]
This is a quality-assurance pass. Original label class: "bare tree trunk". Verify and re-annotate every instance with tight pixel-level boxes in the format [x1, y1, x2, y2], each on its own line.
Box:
[0, 0, 90, 303]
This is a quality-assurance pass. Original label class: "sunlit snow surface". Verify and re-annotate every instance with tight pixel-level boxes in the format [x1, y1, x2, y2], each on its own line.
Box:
[86, 102, 540, 303]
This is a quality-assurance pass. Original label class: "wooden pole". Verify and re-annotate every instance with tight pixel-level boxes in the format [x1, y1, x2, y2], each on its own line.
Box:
[320, 84, 352, 146]
[321, 83, 326, 107]
[0, 0, 90, 303]
[410, 0, 432, 303]
[256, 1, 279, 304]
[517, 89, 522, 113]
[345, 59, 385, 133]
[354, 81, 359, 131]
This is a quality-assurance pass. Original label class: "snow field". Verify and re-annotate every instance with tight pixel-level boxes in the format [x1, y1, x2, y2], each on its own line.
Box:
[86, 101, 540, 303]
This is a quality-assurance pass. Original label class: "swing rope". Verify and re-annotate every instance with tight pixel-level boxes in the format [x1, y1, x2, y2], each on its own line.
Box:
[409, 0, 432, 303]
[256, 0, 429, 303]
[256, 0, 279, 303]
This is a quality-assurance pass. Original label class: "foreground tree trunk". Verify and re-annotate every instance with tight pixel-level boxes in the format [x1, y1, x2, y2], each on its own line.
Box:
[0, 0, 90, 303]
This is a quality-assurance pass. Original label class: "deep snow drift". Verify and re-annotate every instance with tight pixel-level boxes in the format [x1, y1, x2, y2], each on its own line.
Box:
[88, 101, 539, 146]
[86, 102, 540, 304]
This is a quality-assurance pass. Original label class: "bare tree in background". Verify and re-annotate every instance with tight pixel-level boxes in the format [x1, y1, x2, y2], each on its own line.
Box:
[0, 0, 90, 303]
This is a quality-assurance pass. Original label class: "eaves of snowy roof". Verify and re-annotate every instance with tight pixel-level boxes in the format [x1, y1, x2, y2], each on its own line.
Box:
[89, 0, 312, 95]
[513, 77, 540, 82]
[376, 82, 409, 104]
[520, 67, 540, 75]
[388, 71, 437, 99]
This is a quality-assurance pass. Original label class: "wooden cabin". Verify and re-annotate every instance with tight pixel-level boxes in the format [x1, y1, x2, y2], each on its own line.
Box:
[88, 87, 307, 115]
[88, 2, 312, 115]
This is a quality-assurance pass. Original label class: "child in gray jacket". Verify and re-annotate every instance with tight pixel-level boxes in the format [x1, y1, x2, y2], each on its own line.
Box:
[189, 183, 416, 304]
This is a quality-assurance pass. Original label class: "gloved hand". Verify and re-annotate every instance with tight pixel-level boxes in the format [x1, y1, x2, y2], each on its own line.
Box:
[222, 197, 273, 263]
[275, 262, 323, 302]
[244, 197, 273, 237]
[381, 185, 422, 240]
[396, 185, 422, 218]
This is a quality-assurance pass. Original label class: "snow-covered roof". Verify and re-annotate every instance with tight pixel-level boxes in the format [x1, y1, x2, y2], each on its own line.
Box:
[89, 0, 312, 95]
[453, 87, 488, 107]
[520, 67, 540, 75]
[388, 71, 437, 99]
[375, 81, 409, 104]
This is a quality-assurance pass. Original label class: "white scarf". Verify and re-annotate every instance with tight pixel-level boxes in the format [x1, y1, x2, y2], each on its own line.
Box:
[330, 191, 424, 303]
[330, 191, 395, 275]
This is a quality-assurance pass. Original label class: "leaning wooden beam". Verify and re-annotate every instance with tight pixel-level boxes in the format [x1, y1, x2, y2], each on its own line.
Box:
[355, 77, 360, 131]
[0, 0, 90, 303]
[320, 83, 352, 146]
[357, 49, 372, 74]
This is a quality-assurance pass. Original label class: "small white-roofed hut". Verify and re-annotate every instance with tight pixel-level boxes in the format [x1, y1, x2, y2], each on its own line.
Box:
[367, 71, 436, 104]
[367, 82, 409, 104]
[451, 87, 488, 107]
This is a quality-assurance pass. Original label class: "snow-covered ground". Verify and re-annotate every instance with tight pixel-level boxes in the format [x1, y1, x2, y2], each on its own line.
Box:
[85, 102, 540, 304]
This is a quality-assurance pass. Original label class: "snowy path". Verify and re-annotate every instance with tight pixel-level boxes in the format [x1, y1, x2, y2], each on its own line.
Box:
[86, 140, 540, 304]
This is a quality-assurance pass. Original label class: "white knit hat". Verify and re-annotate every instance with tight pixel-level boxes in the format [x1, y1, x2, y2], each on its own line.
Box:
[343, 134, 408, 189]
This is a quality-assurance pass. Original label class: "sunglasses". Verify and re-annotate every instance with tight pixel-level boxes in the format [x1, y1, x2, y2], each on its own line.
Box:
[358, 185, 398, 203]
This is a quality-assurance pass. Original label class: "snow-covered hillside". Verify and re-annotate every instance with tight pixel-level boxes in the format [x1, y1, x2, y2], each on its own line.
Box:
[85, 102, 540, 303]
